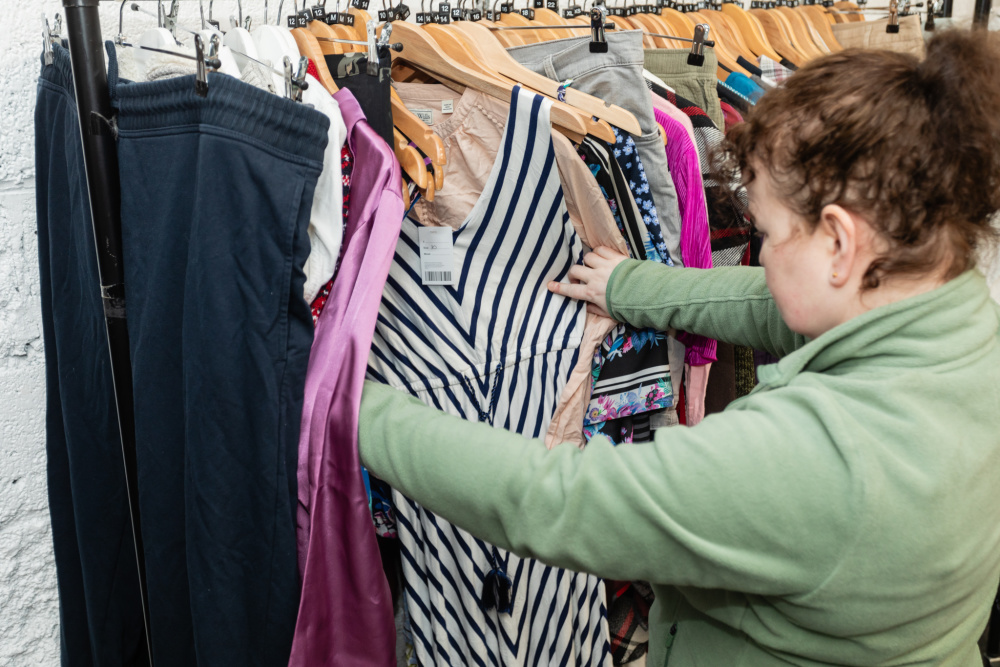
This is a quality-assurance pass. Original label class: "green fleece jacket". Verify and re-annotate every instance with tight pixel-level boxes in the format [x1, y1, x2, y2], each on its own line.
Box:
[358, 262, 1000, 666]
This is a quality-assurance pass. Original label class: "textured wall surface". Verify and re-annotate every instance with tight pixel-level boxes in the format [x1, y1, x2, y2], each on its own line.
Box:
[0, 0, 984, 664]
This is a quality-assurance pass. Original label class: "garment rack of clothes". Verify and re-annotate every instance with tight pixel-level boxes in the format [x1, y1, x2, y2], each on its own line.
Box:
[45, 1, 1000, 666]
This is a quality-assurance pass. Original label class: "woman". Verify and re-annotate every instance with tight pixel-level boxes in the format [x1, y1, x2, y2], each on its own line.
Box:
[358, 30, 1000, 665]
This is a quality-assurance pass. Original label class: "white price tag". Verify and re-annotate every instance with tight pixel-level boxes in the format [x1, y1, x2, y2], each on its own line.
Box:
[418, 227, 455, 286]
[442, 99, 454, 114]
[408, 107, 434, 125]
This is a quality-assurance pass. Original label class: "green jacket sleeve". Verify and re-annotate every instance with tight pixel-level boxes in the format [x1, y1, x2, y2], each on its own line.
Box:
[359, 380, 857, 596]
[606, 261, 808, 358]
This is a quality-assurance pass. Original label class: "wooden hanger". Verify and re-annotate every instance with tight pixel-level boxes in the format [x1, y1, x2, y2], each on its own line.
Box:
[719, 2, 783, 61]
[400, 175, 411, 209]
[659, 6, 696, 37]
[389, 20, 593, 138]
[498, 9, 562, 42]
[393, 128, 430, 190]
[768, 8, 822, 59]
[795, 5, 842, 50]
[635, 8, 688, 47]
[291, 27, 340, 93]
[424, 22, 617, 141]
[627, 11, 675, 47]
[773, 6, 828, 56]
[448, 20, 642, 135]
[346, 7, 376, 50]
[389, 87, 449, 174]
[531, 5, 570, 26]
[750, 8, 807, 64]
[477, 14, 529, 46]
[688, 11, 750, 76]
[833, 1, 865, 21]
[703, 10, 760, 64]
[308, 18, 346, 54]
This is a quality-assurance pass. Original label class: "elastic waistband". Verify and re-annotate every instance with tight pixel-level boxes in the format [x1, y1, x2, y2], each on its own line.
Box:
[507, 29, 645, 73]
[107, 42, 329, 163]
[40, 43, 76, 94]
[644, 47, 719, 79]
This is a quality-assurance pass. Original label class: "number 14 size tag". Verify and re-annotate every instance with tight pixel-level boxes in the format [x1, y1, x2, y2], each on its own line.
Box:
[418, 227, 455, 286]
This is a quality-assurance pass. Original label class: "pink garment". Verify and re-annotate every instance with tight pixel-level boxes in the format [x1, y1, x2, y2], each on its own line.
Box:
[720, 101, 744, 132]
[684, 362, 711, 426]
[290, 88, 401, 667]
[653, 106, 717, 367]
[650, 91, 698, 163]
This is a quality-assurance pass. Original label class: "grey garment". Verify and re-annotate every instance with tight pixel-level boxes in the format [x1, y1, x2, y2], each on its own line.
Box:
[506, 30, 684, 268]
[644, 47, 726, 130]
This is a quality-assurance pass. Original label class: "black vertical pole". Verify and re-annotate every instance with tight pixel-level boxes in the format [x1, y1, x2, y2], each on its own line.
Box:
[60, 1, 153, 663]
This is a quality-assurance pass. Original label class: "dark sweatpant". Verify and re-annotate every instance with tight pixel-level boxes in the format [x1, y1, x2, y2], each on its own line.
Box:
[106, 43, 327, 667]
[35, 43, 148, 667]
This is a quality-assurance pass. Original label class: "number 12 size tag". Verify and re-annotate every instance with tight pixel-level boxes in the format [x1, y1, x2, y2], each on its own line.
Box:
[418, 228, 456, 286]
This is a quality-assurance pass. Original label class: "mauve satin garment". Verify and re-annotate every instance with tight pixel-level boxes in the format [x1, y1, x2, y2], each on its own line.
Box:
[290, 88, 403, 667]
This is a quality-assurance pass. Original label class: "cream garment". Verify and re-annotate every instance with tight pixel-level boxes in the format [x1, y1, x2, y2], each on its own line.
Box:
[831, 14, 925, 56]
[394, 82, 626, 446]
[299, 75, 346, 303]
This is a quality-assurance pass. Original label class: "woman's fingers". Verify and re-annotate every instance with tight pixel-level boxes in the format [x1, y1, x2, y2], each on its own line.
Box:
[547, 280, 592, 302]
[567, 264, 591, 283]
[586, 303, 611, 318]
[582, 251, 602, 269]
[594, 245, 627, 260]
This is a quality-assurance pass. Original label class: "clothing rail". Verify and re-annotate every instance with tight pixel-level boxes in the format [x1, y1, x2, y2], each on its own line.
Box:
[59, 1, 153, 664]
[49, 2, 1000, 666]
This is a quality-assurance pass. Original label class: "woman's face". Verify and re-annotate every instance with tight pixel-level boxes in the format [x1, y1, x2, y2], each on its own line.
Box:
[746, 171, 838, 338]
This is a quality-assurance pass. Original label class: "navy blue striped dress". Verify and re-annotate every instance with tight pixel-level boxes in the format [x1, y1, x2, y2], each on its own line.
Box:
[367, 85, 612, 666]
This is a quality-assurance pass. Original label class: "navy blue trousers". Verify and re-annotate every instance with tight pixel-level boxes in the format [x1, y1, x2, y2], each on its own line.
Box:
[35, 44, 148, 667]
[107, 44, 327, 666]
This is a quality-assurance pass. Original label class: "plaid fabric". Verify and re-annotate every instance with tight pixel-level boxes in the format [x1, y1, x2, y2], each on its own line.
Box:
[758, 55, 796, 84]
[606, 580, 655, 665]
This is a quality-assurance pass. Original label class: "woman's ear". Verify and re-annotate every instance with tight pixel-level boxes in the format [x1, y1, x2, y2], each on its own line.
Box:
[819, 204, 858, 288]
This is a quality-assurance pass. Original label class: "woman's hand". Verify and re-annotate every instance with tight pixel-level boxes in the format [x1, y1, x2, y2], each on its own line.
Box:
[547, 246, 629, 319]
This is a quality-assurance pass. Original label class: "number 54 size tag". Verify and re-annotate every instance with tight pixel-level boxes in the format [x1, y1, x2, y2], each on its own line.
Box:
[418, 227, 456, 286]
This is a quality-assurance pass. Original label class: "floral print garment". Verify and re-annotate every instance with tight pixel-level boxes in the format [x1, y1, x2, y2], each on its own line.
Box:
[577, 135, 674, 439]
[611, 128, 672, 266]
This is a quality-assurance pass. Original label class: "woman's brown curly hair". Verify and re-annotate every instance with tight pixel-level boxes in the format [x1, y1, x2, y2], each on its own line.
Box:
[718, 29, 1000, 289]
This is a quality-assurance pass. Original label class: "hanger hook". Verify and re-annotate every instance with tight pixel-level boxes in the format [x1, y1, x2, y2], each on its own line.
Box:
[236, 0, 243, 26]
[118, 0, 128, 40]
[493, 0, 503, 14]
[277, 0, 285, 23]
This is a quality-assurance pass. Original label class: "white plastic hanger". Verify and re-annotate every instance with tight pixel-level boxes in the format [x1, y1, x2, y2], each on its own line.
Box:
[134, 26, 177, 74]
[253, 24, 302, 90]
[197, 29, 241, 75]
[223, 26, 260, 74]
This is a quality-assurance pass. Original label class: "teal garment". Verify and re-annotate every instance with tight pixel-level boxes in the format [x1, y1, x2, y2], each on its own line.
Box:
[725, 71, 766, 103]
[359, 262, 1000, 666]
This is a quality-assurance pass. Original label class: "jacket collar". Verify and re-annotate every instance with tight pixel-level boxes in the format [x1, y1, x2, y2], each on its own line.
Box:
[756, 271, 998, 389]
